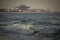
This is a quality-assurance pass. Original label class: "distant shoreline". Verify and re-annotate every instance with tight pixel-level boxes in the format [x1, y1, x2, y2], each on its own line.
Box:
[0, 11, 59, 13]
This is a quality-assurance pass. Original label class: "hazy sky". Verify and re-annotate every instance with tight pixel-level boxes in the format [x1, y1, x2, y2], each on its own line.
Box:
[0, 0, 60, 11]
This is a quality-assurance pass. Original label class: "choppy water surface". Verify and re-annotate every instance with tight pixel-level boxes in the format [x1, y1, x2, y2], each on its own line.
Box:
[0, 12, 60, 40]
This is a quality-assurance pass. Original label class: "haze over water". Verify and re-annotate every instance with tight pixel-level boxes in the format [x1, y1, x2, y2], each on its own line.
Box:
[0, 0, 60, 12]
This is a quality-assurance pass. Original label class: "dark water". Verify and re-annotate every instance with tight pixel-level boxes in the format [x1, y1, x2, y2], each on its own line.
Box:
[0, 12, 60, 40]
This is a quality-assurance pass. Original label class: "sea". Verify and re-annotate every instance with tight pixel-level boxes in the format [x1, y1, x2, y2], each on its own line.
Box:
[0, 12, 60, 40]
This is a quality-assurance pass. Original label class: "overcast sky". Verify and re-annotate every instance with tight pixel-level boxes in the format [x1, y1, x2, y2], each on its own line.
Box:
[0, 0, 60, 11]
